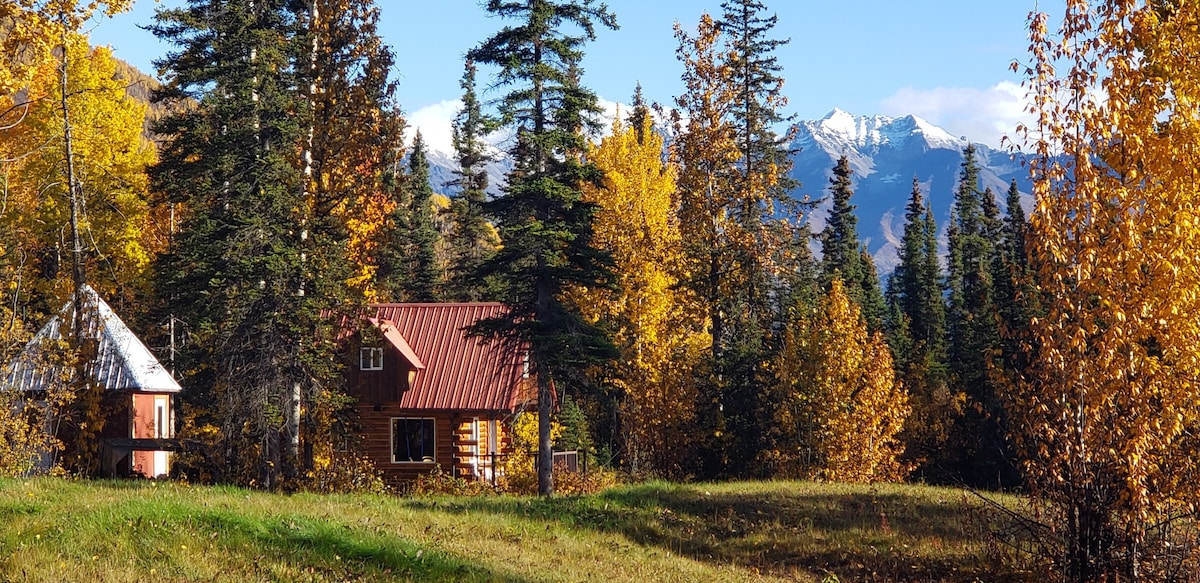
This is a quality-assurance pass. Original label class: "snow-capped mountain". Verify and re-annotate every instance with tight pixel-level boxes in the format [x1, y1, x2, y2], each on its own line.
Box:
[797, 108, 966, 157]
[423, 140, 512, 198]
[420, 108, 1032, 276]
[791, 109, 1032, 274]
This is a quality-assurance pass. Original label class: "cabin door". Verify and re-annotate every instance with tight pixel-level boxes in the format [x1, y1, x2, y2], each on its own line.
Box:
[153, 397, 169, 477]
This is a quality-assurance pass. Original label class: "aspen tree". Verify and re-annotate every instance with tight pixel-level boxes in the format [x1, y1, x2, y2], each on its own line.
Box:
[1014, 1, 1200, 578]
[575, 115, 708, 475]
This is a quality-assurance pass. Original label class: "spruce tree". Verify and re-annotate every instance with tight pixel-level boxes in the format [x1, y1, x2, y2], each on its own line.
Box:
[857, 248, 887, 331]
[892, 178, 946, 356]
[709, 0, 804, 478]
[149, 0, 329, 487]
[673, 14, 743, 477]
[991, 179, 1038, 417]
[888, 177, 952, 480]
[375, 144, 411, 302]
[820, 155, 884, 331]
[627, 82, 651, 145]
[466, 0, 618, 496]
[944, 145, 1013, 487]
[993, 179, 1034, 342]
[405, 131, 442, 302]
[445, 60, 498, 302]
[821, 157, 861, 283]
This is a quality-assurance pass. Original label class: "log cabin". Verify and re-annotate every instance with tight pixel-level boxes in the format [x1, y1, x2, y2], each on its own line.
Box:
[345, 303, 536, 488]
[3, 284, 180, 478]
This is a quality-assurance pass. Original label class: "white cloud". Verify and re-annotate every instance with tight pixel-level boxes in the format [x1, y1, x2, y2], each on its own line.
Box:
[879, 81, 1030, 149]
[407, 95, 663, 153]
[406, 100, 462, 153]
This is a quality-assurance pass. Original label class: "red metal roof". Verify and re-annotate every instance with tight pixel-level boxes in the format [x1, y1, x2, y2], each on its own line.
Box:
[367, 317, 425, 370]
[367, 303, 532, 412]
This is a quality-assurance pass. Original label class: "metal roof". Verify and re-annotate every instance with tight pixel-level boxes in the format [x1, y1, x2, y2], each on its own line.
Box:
[367, 317, 425, 370]
[4, 285, 182, 394]
[368, 303, 532, 412]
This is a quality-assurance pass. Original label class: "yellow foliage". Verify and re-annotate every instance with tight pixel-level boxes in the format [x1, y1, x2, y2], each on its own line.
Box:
[1, 36, 155, 308]
[573, 115, 709, 476]
[773, 280, 909, 483]
[341, 189, 396, 299]
[501, 411, 561, 494]
[0, 1, 133, 96]
[1013, 1, 1200, 575]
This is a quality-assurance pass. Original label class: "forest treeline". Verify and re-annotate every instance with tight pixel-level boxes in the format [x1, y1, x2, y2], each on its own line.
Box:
[5, 0, 1200, 579]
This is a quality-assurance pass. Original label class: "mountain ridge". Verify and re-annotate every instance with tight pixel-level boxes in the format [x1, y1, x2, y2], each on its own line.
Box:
[418, 108, 1030, 275]
[789, 109, 1031, 274]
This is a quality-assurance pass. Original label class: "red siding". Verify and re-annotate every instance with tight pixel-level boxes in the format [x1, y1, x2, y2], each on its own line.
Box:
[130, 393, 172, 478]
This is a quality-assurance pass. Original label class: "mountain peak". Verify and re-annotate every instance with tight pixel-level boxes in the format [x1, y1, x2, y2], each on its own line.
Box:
[799, 109, 967, 156]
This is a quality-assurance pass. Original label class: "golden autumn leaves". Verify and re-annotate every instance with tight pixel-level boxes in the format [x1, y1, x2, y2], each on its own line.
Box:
[1011, 0, 1200, 577]
[575, 116, 709, 475]
[773, 280, 908, 483]
[576, 113, 907, 482]
[1, 25, 155, 316]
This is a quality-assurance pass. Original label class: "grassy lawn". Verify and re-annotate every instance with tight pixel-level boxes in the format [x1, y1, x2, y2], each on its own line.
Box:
[0, 478, 1032, 582]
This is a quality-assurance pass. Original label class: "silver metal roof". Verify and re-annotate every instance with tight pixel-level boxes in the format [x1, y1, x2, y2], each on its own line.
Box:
[4, 285, 181, 394]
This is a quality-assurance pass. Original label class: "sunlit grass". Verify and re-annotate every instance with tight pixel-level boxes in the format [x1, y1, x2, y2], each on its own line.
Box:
[0, 477, 1030, 582]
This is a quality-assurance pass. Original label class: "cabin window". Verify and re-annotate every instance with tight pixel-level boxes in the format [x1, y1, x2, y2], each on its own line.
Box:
[391, 417, 435, 463]
[360, 347, 384, 371]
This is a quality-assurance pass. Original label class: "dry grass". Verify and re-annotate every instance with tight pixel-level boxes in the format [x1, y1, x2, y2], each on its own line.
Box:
[0, 477, 1033, 582]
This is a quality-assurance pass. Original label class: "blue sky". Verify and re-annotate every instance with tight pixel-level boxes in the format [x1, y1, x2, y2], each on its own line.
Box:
[88, 1, 1058, 149]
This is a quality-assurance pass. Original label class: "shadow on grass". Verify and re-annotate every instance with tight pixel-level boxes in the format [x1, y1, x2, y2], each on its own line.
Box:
[404, 482, 1028, 582]
[190, 511, 533, 583]
[65, 494, 531, 583]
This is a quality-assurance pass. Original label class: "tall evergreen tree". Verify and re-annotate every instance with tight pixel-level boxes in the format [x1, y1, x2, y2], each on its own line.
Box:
[673, 14, 742, 477]
[857, 248, 887, 330]
[404, 131, 442, 302]
[445, 60, 498, 302]
[944, 145, 1013, 487]
[374, 145, 411, 302]
[627, 82, 651, 145]
[992, 179, 1034, 346]
[820, 155, 884, 331]
[466, 0, 618, 496]
[821, 157, 862, 284]
[889, 178, 948, 364]
[713, 0, 803, 478]
[887, 177, 954, 479]
[990, 179, 1038, 436]
[149, 0, 365, 487]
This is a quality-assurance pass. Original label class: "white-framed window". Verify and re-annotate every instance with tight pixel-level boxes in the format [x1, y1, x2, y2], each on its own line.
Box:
[391, 417, 435, 463]
[360, 347, 384, 371]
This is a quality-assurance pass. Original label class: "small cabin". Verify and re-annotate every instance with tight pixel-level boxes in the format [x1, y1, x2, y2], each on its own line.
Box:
[346, 303, 536, 487]
[3, 285, 180, 478]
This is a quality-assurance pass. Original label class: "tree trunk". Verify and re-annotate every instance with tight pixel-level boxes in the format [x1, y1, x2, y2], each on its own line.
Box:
[58, 12, 101, 476]
[537, 365, 554, 497]
[58, 16, 85, 331]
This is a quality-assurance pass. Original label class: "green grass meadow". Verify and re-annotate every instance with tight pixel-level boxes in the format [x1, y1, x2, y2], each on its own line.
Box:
[0, 478, 1034, 582]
